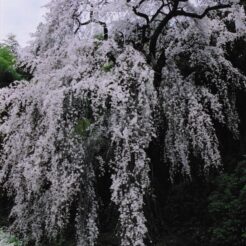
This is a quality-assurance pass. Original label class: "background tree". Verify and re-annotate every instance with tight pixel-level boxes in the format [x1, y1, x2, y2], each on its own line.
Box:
[0, 46, 21, 88]
[0, 35, 31, 87]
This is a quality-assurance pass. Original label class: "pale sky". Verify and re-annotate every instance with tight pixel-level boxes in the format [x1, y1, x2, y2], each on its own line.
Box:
[0, 0, 49, 46]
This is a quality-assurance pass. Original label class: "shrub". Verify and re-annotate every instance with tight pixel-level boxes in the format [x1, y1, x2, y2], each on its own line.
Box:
[208, 156, 246, 246]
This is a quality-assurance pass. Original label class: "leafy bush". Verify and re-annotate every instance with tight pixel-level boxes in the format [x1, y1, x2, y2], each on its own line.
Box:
[0, 229, 22, 246]
[208, 157, 246, 246]
[102, 61, 114, 72]
[74, 118, 91, 137]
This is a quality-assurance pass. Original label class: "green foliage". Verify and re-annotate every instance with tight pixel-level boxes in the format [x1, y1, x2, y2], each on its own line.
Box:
[0, 47, 15, 68]
[94, 34, 104, 41]
[0, 229, 22, 246]
[208, 157, 246, 246]
[93, 34, 104, 49]
[7, 235, 22, 246]
[0, 46, 22, 86]
[74, 118, 91, 137]
[102, 61, 114, 72]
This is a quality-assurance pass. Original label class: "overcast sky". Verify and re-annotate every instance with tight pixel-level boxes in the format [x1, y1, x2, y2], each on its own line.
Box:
[0, 0, 49, 46]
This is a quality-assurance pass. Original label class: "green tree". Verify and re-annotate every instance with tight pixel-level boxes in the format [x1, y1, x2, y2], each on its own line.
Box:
[208, 157, 246, 246]
[0, 46, 21, 88]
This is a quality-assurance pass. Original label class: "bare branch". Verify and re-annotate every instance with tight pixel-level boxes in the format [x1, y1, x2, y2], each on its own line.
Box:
[150, 2, 169, 22]
[132, 0, 150, 24]
[73, 5, 108, 39]
[133, 6, 150, 24]
[74, 19, 91, 34]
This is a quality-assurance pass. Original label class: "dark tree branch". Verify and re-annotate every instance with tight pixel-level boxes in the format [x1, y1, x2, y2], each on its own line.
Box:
[73, 6, 108, 40]
[175, 4, 231, 18]
[133, 7, 150, 24]
[150, 1, 169, 22]
[145, 1, 232, 91]
[153, 50, 166, 89]
[74, 19, 91, 34]
[149, 2, 231, 61]
[132, 0, 150, 24]
[149, 0, 180, 60]
[95, 20, 109, 40]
